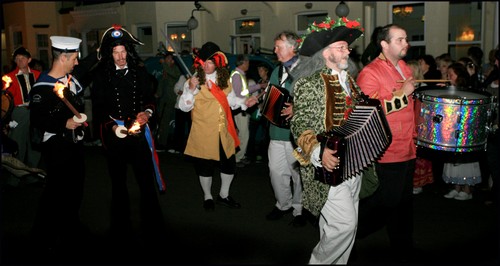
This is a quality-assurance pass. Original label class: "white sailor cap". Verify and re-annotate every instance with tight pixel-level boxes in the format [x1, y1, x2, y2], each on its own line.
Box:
[50, 36, 82, 53]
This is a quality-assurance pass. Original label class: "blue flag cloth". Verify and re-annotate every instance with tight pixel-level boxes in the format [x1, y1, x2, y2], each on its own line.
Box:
[113, 119, 166, 192]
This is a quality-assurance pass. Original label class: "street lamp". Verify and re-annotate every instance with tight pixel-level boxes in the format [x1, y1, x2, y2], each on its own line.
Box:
[335, 1, 350, 17]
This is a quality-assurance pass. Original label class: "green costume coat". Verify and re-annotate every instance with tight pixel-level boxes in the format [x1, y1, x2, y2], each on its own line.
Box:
[290, 67, 363, 217]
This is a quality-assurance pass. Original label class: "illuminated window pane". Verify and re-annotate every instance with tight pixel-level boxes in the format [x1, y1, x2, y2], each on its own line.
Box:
[297, 12, 328, 35]
[449, 2, 482, 42]
[235, 19, 260, 35]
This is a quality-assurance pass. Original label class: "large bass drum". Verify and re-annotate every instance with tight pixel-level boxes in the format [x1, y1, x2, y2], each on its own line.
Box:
[414, 88, 493, 152]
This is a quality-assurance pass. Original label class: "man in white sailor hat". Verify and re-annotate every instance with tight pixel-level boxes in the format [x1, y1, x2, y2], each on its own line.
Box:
[29, 35, 90, 251]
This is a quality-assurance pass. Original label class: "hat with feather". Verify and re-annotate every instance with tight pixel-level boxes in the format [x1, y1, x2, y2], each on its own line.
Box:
[193, 41, 228, 68]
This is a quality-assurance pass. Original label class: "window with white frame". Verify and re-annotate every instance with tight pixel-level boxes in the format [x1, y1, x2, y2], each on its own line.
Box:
[136, 25, 153, 56]
[233, 18, 261, 54]
[296, 12, 329, 36]
[448, 1, 483, 61]
[166, 23, 191, 54]
[391, 2, 425, 60]
[235, 18, 260, 35]
[36, 34, 49, 69]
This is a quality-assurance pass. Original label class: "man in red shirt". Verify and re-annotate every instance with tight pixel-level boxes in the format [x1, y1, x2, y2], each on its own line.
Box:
[3, 47, 42, 175]
[356, 24, 417, 262]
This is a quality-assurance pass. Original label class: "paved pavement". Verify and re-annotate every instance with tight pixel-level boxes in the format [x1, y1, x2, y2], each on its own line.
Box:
[1, 146, 499, 265]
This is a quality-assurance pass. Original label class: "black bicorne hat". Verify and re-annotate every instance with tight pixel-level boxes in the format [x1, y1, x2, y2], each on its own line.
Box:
[97, 24, 144, 60]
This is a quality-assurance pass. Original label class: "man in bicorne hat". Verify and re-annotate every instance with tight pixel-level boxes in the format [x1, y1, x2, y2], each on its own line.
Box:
[90, 24, 166, 246]
[179, 41, 242, 210]
[29, 36, 88, 251]
[290, 17, 365, 264]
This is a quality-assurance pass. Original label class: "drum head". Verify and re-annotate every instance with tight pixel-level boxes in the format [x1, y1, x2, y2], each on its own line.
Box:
[416, 88, 491, 105]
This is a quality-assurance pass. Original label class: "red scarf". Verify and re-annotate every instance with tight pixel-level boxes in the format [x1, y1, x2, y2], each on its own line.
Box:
[209, 82, 240, 148]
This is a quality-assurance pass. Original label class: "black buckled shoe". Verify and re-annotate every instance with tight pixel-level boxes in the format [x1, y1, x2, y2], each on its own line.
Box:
[266, 207, 293, 220]
[290, 214, 307, 227]
[216, 195, 241, 209]
[203, 199, 215, 211]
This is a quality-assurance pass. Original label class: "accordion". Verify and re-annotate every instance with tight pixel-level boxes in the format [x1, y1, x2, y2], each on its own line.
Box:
[260, 84, 293, 128]
[315, 97, 392, 186]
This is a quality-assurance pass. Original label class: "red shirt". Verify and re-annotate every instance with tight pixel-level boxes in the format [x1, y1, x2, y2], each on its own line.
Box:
[357, 56, 417, 163]
[3, 67, 41, 106]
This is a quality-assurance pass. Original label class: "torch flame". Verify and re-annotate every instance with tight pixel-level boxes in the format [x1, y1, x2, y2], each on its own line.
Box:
[2, 75, 12, 90]
[53, 82, 66, 98]
[52, 74, 72, 98]
[128, 121, 141, 134]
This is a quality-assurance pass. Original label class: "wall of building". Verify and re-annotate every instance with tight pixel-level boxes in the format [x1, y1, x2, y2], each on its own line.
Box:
[2, 1, 498, 72]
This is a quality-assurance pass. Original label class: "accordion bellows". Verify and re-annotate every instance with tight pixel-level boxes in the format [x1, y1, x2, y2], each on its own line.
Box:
[315, 97, 392, 186]
[260, 84, 293, 128]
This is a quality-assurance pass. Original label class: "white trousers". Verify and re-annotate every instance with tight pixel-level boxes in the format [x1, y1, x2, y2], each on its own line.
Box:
[268, 140, 302, 216]
[234, 112, 250, 162]
[309, 174, 361, 264]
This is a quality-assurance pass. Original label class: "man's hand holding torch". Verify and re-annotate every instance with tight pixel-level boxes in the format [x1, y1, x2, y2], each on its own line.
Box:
[53, 81, 88, 127]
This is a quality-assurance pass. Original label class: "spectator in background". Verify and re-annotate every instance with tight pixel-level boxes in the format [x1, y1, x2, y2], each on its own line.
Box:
[435, 53, 454, 81]
[230, 54, 267, 167]
[28, 58, 46, 73]
[457, 57, 485, 91]
[361, 26, 382, 66]
[2, 47, 42, 184]
[442, 62, 482, 201]
[406, 60, 433, 195]
[155, 51, 182, 152]
[484, 48, 500, 206]
[467, 46, 486, 88]
[418, 54, 441, 80]
[172, 74, 191, 154]
[246, 63, 270, 164]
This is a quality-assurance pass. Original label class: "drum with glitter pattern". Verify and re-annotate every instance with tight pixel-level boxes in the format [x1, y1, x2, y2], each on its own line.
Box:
[414, 88, 493, 152]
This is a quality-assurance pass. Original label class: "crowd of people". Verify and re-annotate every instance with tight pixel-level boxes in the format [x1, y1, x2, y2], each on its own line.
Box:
[1, 17, 499, 264]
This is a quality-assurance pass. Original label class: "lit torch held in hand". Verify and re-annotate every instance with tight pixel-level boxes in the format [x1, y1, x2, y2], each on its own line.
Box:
[115, 120, 142, 138]
[53, 82, 88, 127]
[2, 75, 12, 90]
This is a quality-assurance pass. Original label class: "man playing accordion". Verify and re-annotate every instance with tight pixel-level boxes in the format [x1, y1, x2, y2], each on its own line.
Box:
[289, 17, 365, 264]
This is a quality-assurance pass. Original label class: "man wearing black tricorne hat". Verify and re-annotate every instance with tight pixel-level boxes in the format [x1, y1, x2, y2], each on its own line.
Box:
[29, 36, 88, 252]
[290, 16, 366, 264]
[178, 41, 242, 210]
[2, 46, 43, 187]
[90, 24, 166, 246]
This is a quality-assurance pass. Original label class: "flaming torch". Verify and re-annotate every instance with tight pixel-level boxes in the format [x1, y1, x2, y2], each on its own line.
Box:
[53, 81, 88, 127]
[114, 120, 142, 138]
[2, 75, 12, 90]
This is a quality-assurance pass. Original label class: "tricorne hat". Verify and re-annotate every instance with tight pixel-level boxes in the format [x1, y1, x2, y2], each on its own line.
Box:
[50, 36, 82, 53]
[97, 24, 144, 59]
[299, 17, 364, 57]
[193, 41, 228, 68]
[12, 46, 31, 58]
